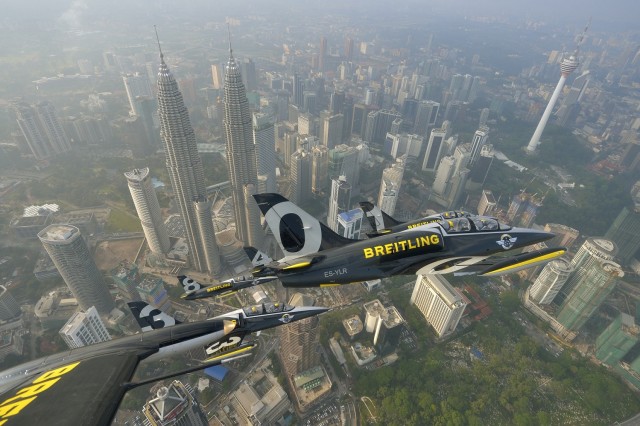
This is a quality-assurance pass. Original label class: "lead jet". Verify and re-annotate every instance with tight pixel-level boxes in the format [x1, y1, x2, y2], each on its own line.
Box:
[246, 193, 566, 288]
[0, 300, 327, 426]
[178, 274, 278, 300]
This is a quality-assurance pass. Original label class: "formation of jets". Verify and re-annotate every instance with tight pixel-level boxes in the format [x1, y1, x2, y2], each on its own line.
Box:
[0, 192, 567, 424]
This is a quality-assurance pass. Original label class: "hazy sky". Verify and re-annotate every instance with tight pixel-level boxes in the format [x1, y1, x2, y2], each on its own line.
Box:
[3, 0, 639, 30]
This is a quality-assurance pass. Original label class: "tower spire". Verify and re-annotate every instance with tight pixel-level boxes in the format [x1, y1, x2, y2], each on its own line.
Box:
[227, 23, 233, 59]
[154, 25, 164, 62]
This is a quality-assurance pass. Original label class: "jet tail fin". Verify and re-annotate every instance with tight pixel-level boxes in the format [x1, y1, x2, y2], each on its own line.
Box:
[177, 275, 203, 294]
[253, 193, 355, 258]
[128, 301, 180, 332]
[359, 201, 403, 232]
[244, 246, 273, 267]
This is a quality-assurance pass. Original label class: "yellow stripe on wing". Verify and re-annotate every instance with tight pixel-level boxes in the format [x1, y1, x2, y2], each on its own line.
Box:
[203, 344, 256, 363]
[282, 261, 311, 270]
[484, 249, 566, 276]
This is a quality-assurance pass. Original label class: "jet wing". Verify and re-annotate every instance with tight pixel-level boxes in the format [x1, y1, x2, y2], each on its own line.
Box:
[0, 351, 140, 426]
[455, 247, 567, 277]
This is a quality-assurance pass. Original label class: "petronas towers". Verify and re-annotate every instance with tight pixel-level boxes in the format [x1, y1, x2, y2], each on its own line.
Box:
[157, 49, 221, 274]
[223, 47, 263, 249]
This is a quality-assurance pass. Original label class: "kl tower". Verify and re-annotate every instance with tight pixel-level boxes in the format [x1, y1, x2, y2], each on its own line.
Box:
[526, 21, 589, 154]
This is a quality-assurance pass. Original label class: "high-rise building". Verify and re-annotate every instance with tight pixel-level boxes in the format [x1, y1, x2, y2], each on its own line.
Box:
[363, 299, 405, 355]
[544, 223, 579, 251]
[14, 101, 71, 160]
[318, 36, 327, 72]
[433, 156, 455, 196]
[384, 133, 423, 159]
[292, 74, 304, 108]
[421, 122, 450, 172]
[59, 306, 111, 349]
[143, 380, 208, 426]
[507, 192, 543, 227]
[211, 63, 224, 89]
[322, 113, 344, 150]
[279, 293, 321, 378]
[328, 144, 360, 188]
[413, 100, 440, 137]
[344, 37, 354, 61]
[122, 72, 153, 116]
[222, 43, 263, 250]
[311, 145, 329, 195]
[529, 258, 573, 305]
[605, 206, 640, 265]
[411, 275, 467, 338]
[477, 189, 497, 216]
[469, 127, 489, 166]
[38, 225, 115, 314]
[156, 44, 221, 274]
[0, 286, 21, 321]
[364, 109, 401, 146]
[241, 57, 257, 92]
[595, 313, 640, 366]
[328, 176, 351, 232]
[336, 208, 363, 239]
[253, 113, 277, 193]
[378, 158, 405, 216]
[125, 168, 170, 256]
[289, 149, 311, 205]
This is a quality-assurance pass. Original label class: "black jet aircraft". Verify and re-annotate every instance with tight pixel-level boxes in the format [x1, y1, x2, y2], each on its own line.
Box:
[0, 300, 327, 426]
[178, 274, 278, 300]
[244, 193, 566, 288]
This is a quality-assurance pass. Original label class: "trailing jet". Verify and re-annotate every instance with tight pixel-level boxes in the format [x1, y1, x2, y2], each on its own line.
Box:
[246, 193, 566, 288]
[0, 300, 327, 426]
[178, 274, 278, 300]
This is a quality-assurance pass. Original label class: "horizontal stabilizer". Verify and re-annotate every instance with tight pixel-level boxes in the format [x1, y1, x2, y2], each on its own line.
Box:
[128, 302, 179, 332]
[244, 246, 273, 266]
[479, 247, 567, 277]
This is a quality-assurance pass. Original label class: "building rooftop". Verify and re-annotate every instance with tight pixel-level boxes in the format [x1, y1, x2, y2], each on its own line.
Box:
[342, 315, 363, 336]
[23, 204, 59, 217]
[38, 224, 78, 241]
[338, 208, 363, 222]
[364, 299, 405, 328]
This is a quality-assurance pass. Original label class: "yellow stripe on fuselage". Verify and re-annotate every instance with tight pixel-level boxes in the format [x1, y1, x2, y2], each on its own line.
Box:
[486, 249, 566, 275]
[320, 283, 340, 287]
[203, 344, 255, 363]
[283, 261, 311, 270]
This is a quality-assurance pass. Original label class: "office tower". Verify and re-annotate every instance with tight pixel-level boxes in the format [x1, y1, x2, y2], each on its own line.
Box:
[344, 37, 354, 61]
[529, 258, 573, 305]
[322, 113, 344, 150]
[421, 122, 449, 172]
[211, 63, 224, 89]
[298, 113, 313, 136]
[318, 36, 327, 72]
[156, 43, 221, 274]
[384, 133, 423, 159]
[364, 88, 376, 106]
[507, 192, 543, 227]
[467, 76, 482, 102]
[328, 144, 360, 188]
[0, 286, 21, 321]
[448, 74, 465, 100]
[329, 90, 344, 114]
[292, 74, 304, 107]
[59, 306, 111, 349]
[125, 168, 170, 255]
[479, 108, 490, 127]
[469, 127, 489, 166]
[351, 103, 370, 137]
[253, 113, 277, 193]
[282, 130, 299, 167]
[133, 97, 160, 148]
[122, 72, 153, 116]
[556, 260, 623, 332]
[595, 313, 640, 366]
[289, 149, 311, 205]
[413, 100, 440, 137]
[378, 159, 405, 216]
[303, 91, 317, 115]
[276, 90, 289, 121]
[364, 109, 402, 146]
[328, 176, 351, 232]
[311, 145, 329, 195]
[279, 293, 321, 378]
[411, 275, 467, 338]
[433, 156, 455, 196]
[526, 21, 587, 153]
[477, 189, 497, 216]
[556, 71, 590, 126]
[363, 300, 405, 355]
[518, 195, 543, 228]
[544, 223, 579, 250]
[223, 44, 263, 249]
[143, 380, 208, 426]
[337, 208, 363, 239]
[241, 57, 257, 91]
[605, 206, 640, 265]
[38, 225, 115, 314]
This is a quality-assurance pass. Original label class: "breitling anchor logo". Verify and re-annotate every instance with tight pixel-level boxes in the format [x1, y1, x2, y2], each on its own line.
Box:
[279, 313, 294, 324]
[496, 234, 517, 250]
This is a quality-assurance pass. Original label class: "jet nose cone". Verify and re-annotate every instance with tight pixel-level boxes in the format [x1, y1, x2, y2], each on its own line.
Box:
[509, 228, 555, 247]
